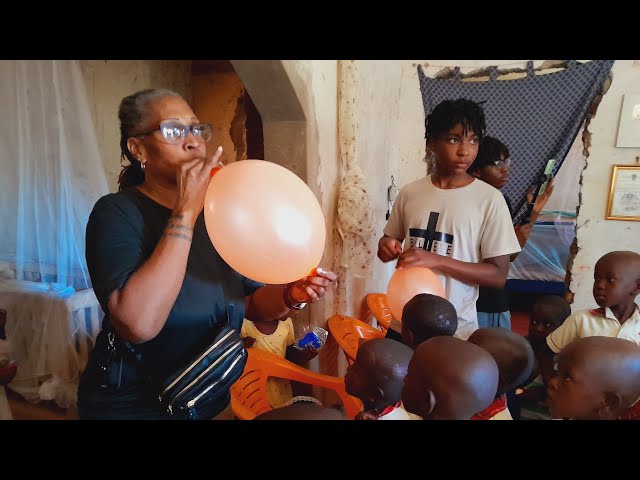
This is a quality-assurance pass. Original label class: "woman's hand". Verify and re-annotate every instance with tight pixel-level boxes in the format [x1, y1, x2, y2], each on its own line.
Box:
[173, 146, 223, 225]
[286, 268, 337, 304]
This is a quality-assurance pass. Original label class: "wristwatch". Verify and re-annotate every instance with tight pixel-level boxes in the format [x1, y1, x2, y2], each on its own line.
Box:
[283, 283, 307, 310]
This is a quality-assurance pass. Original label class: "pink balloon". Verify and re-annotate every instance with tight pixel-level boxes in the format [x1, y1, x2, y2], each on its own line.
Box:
[204, 160, 326, 284]
[386, 267, 446, 321]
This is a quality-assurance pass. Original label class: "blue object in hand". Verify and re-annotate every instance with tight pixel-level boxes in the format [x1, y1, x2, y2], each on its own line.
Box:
[297, 332, 322, 349]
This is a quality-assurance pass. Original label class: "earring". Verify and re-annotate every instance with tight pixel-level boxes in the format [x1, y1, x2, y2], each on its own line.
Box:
[140, 159, 146, 171]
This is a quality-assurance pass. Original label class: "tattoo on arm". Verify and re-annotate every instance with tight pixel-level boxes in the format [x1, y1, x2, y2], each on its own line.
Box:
[166, 223, 193, 232]
[163, 231, 192, 242]
[162, 215, 194, 241]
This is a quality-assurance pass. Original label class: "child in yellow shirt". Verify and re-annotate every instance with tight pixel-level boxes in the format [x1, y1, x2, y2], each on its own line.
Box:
[241, 315, 318, 408]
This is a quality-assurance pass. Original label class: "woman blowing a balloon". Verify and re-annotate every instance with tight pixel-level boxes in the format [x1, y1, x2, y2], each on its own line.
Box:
[79, 89, 335, 420]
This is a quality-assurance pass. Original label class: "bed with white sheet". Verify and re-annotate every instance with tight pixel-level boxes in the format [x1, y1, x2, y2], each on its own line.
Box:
[0, 272, 103, 409]
[0, 61, 110, 411]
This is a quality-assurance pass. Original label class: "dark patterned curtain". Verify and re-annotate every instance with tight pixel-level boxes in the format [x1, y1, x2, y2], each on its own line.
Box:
[417, 60, 614, 224]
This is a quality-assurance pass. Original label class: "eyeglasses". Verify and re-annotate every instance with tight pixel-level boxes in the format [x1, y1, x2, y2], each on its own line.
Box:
[488, 157, 511, 169]
[137, 121, 212, 144]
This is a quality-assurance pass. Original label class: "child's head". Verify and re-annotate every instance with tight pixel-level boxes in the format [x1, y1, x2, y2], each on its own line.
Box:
[425, 99, 486, 177]
[254, 401, 347, 420]
[592, 251, 640, 309]
[468, 327, 535, 396]
[345, 338, 414, 411]
[529, 295, 571, 346]
[547, 336, 640, 420]
[402, 336, 499, 419]
[400, 293, 458, 349]
[467, 136, 511, 189]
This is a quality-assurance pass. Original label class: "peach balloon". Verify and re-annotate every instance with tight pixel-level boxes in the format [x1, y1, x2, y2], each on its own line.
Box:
[386, 267, 446, 321]
[204, 160, 326, 284]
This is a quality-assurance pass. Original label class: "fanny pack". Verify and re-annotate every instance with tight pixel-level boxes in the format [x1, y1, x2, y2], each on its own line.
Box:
[158, 322, 247, 419]
[102, 304, 247, 420]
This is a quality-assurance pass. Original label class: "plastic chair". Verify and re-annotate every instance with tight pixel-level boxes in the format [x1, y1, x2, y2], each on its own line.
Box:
[230, 348, 363, 420]
[366, 293, 394, 333]
[327, 315, 386, 366]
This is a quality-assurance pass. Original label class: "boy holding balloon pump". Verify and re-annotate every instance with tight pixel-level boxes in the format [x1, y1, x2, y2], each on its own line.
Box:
[378, 99, 520, 340]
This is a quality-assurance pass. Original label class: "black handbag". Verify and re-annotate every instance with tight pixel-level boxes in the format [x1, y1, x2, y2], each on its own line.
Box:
[158, 322, 247, 419]
[96, 317, 247, 420]
[100, 302, 247, 420]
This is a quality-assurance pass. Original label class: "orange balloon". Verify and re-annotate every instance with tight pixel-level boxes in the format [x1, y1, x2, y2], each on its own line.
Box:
[386, 267, 446, 321]
[204, 160, 326, 284]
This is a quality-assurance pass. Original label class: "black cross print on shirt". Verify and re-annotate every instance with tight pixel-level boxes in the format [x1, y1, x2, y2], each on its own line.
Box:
[409, 212, 454, 255]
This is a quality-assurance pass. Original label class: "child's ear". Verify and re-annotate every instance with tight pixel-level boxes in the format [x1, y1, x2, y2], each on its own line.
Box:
[367, 392, 380, 406]
[423, 389, 437, 418]
[470, 170, 481, 179]
[403, 330, 415, 349]
[632, 278, 640, 296]
[375, 387, 386, 402]
[598, 392, 622, 419]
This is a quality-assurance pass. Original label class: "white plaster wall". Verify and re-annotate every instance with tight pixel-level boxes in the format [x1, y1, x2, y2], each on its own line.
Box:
[280, 61, 339, 326]
[192, 71, 245, 163]
[277, 61, 344, 382]
[351, 60, 424, 309]
[570, 60, 640, 310]
[79, 60, 192, 193]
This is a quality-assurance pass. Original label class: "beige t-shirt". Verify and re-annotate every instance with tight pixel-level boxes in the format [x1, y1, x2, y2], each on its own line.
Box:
[241, 317, 296, 408]
[384, 176, 520, 340]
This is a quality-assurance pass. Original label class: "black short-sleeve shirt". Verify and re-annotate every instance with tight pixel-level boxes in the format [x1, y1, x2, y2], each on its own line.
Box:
[85, 188, 264, 379]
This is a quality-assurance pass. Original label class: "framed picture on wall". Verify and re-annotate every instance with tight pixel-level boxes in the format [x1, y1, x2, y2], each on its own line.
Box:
[606, 165, 640, 221]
